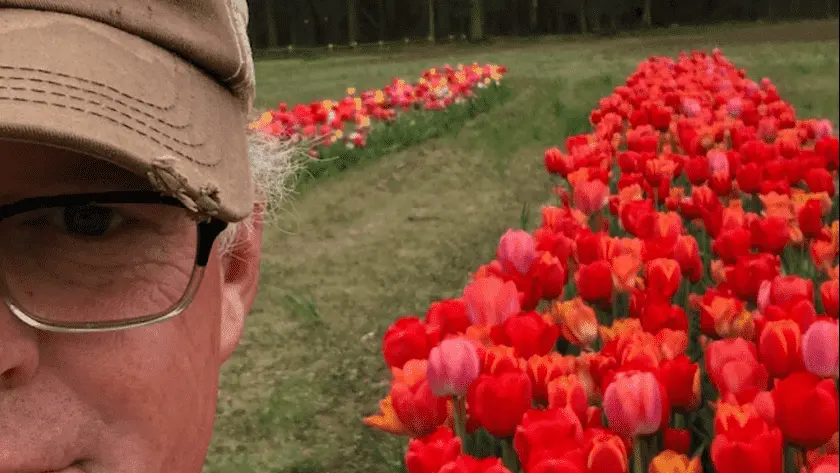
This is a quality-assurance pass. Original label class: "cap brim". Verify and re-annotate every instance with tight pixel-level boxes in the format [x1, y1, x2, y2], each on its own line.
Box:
[0, 9, 253, 222]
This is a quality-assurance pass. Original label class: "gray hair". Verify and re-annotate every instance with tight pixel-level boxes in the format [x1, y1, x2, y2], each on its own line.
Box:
[216, 131, 306, 256]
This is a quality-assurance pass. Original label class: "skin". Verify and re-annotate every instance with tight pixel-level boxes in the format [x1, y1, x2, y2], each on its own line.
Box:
[0, 140, 262, 473]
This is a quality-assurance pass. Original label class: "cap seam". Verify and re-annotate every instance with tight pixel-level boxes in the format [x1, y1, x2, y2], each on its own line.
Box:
[0, 94, 217, 167]
[0, 80, 208, 150]
[0, 71, 190, 133]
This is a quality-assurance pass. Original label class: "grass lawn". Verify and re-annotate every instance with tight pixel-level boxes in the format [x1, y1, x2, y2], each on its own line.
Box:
[203, 20, 839, 473]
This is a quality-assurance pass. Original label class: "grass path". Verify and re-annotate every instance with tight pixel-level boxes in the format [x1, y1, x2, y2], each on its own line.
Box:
[204, 21, 838, 473]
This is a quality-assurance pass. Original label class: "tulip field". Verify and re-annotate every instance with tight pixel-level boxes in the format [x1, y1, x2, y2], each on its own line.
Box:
[204, 21, 839, 473]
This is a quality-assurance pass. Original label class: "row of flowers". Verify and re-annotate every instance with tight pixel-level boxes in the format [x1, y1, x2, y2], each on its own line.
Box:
[363, 49, 839, 473]
[247, 64, 507, 182]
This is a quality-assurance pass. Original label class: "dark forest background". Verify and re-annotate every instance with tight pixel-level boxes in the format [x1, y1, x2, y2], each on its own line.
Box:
[245, 0, 839, 48]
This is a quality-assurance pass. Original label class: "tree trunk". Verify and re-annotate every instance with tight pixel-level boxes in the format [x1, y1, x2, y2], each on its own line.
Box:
[642, 0, 652, 27]
[375, 0, 386, 40]
[529, 0, 539, 32]
[265, 0, 279, 47]
[578, 0, 587, 34]
[428, 0, 436, 41]
[347, 0, 358, 44]
[470, 0, 484, 41]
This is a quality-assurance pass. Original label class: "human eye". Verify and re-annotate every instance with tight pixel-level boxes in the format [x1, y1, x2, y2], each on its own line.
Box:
[21, 205, 129, 239]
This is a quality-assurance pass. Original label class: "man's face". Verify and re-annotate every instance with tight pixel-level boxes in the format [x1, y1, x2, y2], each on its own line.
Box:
[0, 140, 261, 472]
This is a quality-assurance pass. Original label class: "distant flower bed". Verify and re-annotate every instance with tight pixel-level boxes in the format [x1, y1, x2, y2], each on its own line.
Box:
[248, 64, 509, 184]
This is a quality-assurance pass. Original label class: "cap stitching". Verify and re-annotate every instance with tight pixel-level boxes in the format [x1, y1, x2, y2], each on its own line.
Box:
[0, 83, 205, 149]
[0, 65, 175, 111]
[0, 94, 217, 167]
[1, 68, 188, 130]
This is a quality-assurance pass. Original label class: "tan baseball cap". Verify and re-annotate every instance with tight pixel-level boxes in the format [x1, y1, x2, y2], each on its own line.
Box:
[0, 0, 257, 222]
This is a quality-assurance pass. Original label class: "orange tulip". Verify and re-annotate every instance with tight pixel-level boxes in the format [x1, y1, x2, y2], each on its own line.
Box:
[655, 328, 689, 360]
[648, 450, 701, 473]
[526, 353, 578, 404]
[547, 374, 589, 423]
[600, 318, 643, 344]
[585, 428, 630, 473]
[611, 253, 644, 292]
[550, 298, 599, 347]
[363, 394, 411, 435]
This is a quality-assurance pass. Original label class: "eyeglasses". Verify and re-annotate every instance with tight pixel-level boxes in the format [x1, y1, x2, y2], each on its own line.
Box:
[0, 191, 228, 334]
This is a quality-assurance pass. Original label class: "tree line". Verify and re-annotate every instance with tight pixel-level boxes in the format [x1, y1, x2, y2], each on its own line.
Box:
[247, 0, 838, 48]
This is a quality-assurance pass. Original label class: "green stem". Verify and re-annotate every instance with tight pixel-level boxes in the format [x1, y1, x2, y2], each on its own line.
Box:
[633, 436, 646, 473]
[784, 443, 805, 473]
[452, 395, 468, 452]
[673, 411, 686, 429]
[500, 437, 521, 472]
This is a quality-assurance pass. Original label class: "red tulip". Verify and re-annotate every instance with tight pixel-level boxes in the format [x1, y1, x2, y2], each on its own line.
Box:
[820, 279, 839, 319]
[574, 179, 610, 215]
[804, 168, 836, 196]
[391, 377, 449, 438]
[405, 427, 462, 473]
[763, 275, 814, 310]
[383, 316, 440, 369]
[758, 319, 803, 379]
[663, 428, 691, 455]
[576, 260, 614, 303]
[712, 227, 752, 265]
[513, 407, 584, 470]
[735, 162, 762, 194]
[684, 156, 710, 185]
[726, 253, 780, 302]
[545, 147, 574, 176]
[427, 337, 481, 397]
[462, 276, 521, 326]
[467, 371, 533, 438]
[815, 135, 839, 170]
[490, 311, 559, 359]
[673, 235, 703, 283]
[711, 403, 783, 473]
[803, 320, 840, 378]
[621, 199, 658, 238]
[705, 338, 769, 403]
[438, 455, 513, 473]
[602, 371, 664, 438]
[497, 229, 537, 275]
[809, 455, 840, 473]
[645, 258, 683, 301]
[659, 355, 701, 410]
[750, 216, 790, 254]
[798, 199, 826, 238]
[773, 371, 839, 449]
[426, 299, 471, 338]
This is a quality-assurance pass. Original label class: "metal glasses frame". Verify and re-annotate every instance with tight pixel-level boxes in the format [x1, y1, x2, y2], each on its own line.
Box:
[0, 191, 228, 333]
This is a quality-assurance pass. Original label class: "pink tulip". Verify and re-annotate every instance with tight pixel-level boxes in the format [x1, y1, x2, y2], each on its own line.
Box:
[462, 276, 521, 326]
[427, 338, 481, 397]
[573, 179, 610, 215]
[497, 229, 537, 275]
[603, 371, 663, 438]
[707, 149, 730, 175]
[803, 320, 839, 378]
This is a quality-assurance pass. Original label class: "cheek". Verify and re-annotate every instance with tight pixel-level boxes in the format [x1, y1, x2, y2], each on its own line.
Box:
[39, 255, 225, 460]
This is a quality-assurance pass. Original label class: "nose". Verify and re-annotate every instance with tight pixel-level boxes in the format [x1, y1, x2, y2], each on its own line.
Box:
[0, 300, 40, 390]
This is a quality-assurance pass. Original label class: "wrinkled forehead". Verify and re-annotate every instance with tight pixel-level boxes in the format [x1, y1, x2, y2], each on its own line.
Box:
[0, 139, 153, 201]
